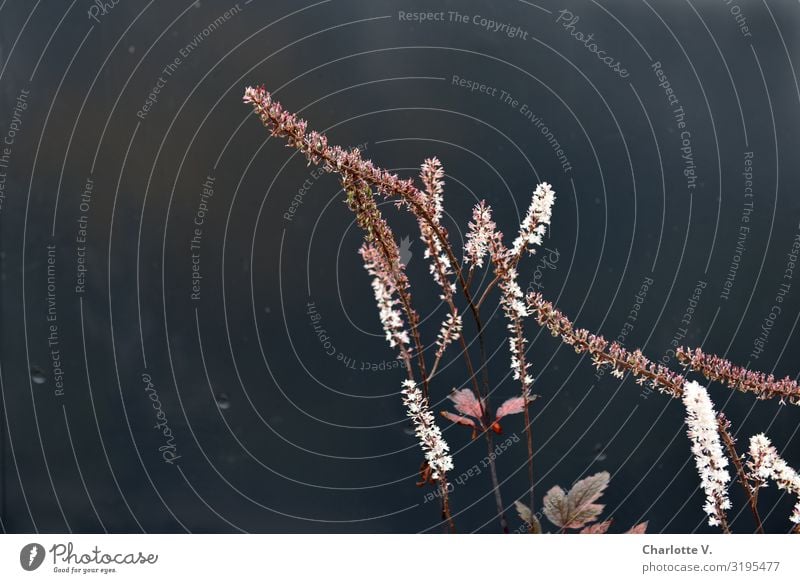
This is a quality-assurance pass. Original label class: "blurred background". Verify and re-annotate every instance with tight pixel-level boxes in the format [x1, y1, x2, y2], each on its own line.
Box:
[1, 0, 799, 533]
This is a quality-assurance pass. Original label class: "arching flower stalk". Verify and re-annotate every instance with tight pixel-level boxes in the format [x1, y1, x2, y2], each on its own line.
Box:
[526, 291, 687, 396]
[678, 347, 800, 405]
[682, 381, 731, 531]
[345, 177, 427, 391]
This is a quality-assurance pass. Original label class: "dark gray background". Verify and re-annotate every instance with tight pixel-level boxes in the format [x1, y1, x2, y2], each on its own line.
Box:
[1, 0, 799, 533]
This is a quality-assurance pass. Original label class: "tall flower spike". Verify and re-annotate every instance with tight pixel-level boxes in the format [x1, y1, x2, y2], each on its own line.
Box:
[511, 182, 556, 256]
[401, 380, 454, 481]
[526, 291, 686, 397]
[435, 312, 462, 361]
[464, 201, 496, 268]
[677, 347, 800, 405]
[420, 157, 444, 221]
[747, 434, 800, 524]
[489, 233, 533, 393]
[360, 243, 410, 349]
[416, 158, 454, 298]
[682, 381, 731, 528]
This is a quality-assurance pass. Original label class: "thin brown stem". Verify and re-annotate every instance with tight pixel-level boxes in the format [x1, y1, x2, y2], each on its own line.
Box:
[475, 245, 525, 310]
[516, 319, 536, 515]
[439, 479, 456, 533]
[717, 413, 765, 533]
[485, 431, 509, 533]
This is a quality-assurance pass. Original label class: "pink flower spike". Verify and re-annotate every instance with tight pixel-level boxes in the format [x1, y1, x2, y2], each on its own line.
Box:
[448, 388, 485, 420]
[495, 396, 528, 420]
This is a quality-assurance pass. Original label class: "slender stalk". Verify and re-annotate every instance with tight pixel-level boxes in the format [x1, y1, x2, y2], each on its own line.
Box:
[516, 319, 536, 514]
[717, 414, 764, 533]
[440, 480, 456, 533]
[485, 430, 509, 533]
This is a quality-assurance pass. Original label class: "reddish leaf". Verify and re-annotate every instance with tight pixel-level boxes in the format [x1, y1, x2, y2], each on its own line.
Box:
[515, 501, 533, 524]
[564, 471, 609, 528]
[514, 501, 542, 534]
[440, 411, 476, 428]
[626, 522, 648, 534]
[495, 396, 527, 420]
[580, 519, 613, 534]
[543, 471, 610, 530]
[542, 486, 570, 528]
[448, 388, 484, 419]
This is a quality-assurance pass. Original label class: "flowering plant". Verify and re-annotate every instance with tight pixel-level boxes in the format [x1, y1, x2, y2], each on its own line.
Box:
[243, 85, 800, 533]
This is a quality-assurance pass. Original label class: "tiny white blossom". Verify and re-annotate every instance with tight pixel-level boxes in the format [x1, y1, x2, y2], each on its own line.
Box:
[682, 381, 731, 528]
[747, 433, 800, 524]
[511, 182, 556, 256]
[401, 381, 454, 480]
[464, 202, 495, 268]
[435, 312, 462, 360]
[361, 244, 410, 349]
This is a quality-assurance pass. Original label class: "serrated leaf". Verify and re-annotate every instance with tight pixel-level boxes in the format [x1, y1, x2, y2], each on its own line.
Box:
[580, 519, 613, 534]
[626, 521, 648, 534]
[564, 503, 604, 529]
[514, 501, 542, 534]
[515, 500, 533, 524]
[496, 396, 527, 420]
[448, 388, 484, 419]
[542, 485, 570, 528]
[544, 471, 610, 530]
[564, 471, 609, 528]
